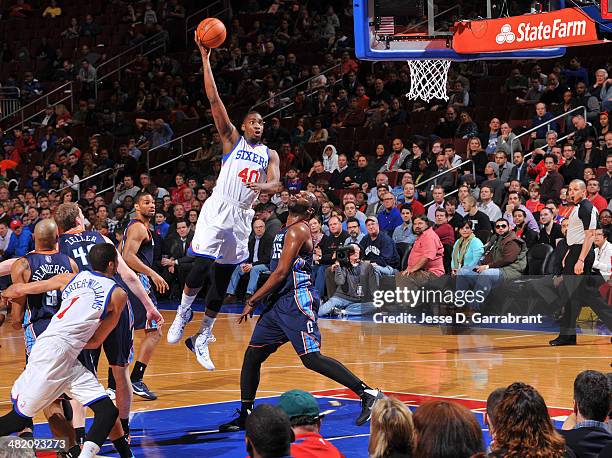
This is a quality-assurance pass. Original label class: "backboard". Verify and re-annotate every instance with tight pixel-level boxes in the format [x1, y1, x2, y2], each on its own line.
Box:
[354, 0, 567, 61]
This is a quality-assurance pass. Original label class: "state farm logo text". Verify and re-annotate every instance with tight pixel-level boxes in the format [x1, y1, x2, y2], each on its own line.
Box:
[496, 18, 587, 44]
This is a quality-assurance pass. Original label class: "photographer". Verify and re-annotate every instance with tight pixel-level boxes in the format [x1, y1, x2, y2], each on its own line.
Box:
[319, 245, 378, 317]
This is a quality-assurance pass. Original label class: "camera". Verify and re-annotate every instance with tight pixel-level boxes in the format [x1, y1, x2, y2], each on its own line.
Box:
[335, 245, 355, 268]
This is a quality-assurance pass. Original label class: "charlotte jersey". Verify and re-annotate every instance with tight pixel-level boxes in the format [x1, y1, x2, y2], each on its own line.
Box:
[59, 230, 107, 272]
[121, 220, 154, 268]
[38, 271, 117, 357]
[23, 251, 73, 324]
[269, 221, 314, 298]
[216, 136, 268, 206]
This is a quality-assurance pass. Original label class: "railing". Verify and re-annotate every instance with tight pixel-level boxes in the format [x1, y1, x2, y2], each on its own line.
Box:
[250, 63, 342, 113]
[425, 188, 458, 207]
[4, 82, 74, 133]
[57, 167, 114, 200]
[146, 122, 214, 171]
[415, 159, 475, 191]
[144, 72, 343, 173]
[185, 0, 231, 46]
[94, 32, 168, 98]
[512, 105, 587, 158]
[0, 87, 21, 120]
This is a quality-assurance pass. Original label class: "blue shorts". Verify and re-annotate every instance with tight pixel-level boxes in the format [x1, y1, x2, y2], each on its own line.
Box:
[23, 315, 52, 357]
[249, 289, 321, 356]
[79, 278, 134, 372]
[129, 273, 158, 331]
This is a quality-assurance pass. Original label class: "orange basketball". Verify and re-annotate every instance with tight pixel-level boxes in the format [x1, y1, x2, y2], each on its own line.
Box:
[196, 18, 226, 49]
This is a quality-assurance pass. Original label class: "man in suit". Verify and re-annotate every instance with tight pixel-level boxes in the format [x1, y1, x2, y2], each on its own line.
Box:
[508, 150, 531, 190]
[161, 218, 195, 297]
[225, 218, 272, 301]
[559, 370, 612, 458]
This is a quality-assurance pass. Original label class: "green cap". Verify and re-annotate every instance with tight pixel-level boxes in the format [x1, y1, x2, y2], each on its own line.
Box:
[278, 390, 321, 419]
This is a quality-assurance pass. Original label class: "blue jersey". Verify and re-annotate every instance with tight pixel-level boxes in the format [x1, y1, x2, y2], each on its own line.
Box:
[121, 220, 154, 268]
[269, 221, 314, 298]
[59, 230, 107, 272]
[23, 251, 73, 324]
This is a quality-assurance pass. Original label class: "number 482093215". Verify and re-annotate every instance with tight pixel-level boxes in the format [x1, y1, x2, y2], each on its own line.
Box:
[238, 168, 260, 184]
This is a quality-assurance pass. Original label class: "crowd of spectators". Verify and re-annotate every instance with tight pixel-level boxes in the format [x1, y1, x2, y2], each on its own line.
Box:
[244, 370, 611, 457]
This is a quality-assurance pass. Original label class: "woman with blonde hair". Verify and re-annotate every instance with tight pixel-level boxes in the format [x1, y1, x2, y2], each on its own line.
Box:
[369, 396, 414, 458]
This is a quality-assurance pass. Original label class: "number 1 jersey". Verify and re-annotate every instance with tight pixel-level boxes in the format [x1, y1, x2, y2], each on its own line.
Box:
[216, 136, 269, 206]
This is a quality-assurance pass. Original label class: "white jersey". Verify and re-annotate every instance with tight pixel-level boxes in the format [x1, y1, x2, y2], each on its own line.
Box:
[214, 136, 269, 207]
[37, 270, 117, 357]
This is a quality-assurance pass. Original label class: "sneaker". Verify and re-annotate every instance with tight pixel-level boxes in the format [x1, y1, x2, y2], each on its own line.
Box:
[132, 380, 157, 400]
[106, 387, 116, 400]
[167, 308, 194, 344]
[219, 408, 249, 432]
[356, 389, 385, 426]
[185, 331, 217, 370]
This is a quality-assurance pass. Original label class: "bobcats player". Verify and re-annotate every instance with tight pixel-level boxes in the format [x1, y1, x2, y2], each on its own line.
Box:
[56, 202, 163, 442]
[0, 244, 132, 458]
[9, 219, 78, 450]
[220, 192, 383, 432]
[119, 192, 168, 399]
[166, 33, 280, 371]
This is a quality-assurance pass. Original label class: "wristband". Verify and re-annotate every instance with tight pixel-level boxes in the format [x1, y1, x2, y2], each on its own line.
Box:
[578, 258, 585, 262]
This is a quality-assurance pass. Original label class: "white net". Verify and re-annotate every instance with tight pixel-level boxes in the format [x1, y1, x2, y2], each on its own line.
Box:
[406, 59, 451, 102]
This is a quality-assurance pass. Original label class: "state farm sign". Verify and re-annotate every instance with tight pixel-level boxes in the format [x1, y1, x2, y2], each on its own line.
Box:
[453, 8, 602, 54]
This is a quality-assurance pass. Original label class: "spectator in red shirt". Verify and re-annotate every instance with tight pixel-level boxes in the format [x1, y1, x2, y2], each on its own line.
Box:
[586, 178, 607, 212]
[170, 173, 188, 204]
[277, 390, 344, 458]
[433, 208, 455, 248]
[397, 215, 445, 296]
[526, 183, 545, 213]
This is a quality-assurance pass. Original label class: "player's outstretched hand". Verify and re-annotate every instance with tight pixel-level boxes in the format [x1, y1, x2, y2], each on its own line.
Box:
[147, 307, 165, 328]
[237, 300, 255, 324]
[151, 273, 169, 294]
[194, 31, 210, 60]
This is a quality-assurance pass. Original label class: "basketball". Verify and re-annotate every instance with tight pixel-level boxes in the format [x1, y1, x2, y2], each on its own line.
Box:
[196, 18, 226, 49]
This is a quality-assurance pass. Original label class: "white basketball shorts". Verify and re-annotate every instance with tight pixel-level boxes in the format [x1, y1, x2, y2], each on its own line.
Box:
[11, 340, 107, 418]
[189, 194, 254, 265]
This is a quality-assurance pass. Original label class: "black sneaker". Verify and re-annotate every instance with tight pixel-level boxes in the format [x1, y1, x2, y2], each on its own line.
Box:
[356, 389, 384, 426]
[219, 409, 249, 432]
[132, 380, 157, 400]
[549, 335, 577, 346]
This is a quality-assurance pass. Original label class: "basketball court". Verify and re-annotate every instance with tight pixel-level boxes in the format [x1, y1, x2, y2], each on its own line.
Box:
[1, 301, 610, 456]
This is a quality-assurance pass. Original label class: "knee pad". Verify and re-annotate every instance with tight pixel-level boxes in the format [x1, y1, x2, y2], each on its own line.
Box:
[89, 397, 118, 424]
[62, 398, 73, 422]
[243, 345, 275, 368]
[185, 257, 215, 289]
[300, 352, 320, 371]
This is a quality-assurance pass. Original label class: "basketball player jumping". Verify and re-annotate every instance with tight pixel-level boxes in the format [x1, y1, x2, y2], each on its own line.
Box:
[9, 219, 79, 451]
[166, 33, 280, 371]
[219, 191, 383, 431]
[120, 192, 168, 399]
[0, 244, 132, 458]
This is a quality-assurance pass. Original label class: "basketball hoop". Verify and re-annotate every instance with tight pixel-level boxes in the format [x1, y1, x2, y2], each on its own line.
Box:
[406, 59, 451, 102]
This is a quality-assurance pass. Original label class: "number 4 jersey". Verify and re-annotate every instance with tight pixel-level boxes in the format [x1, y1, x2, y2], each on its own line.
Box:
[59, 230, 107, 272]
[189, 136, 268, 264]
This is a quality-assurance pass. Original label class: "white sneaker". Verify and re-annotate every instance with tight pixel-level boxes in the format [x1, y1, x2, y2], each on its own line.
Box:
[187, 330, 216, 370]
[167, 308, 194, 344]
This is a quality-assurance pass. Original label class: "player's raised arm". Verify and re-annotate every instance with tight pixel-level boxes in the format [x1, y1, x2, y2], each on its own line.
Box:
[238, 223, 310, 323]
[3, 272, 76, 299]
[107, 235, 164, 326]
[8, 258, 31, 330]
[195, 32, 240, 147]
[246, 148, 281, 193]
[84, 287, 128, 349]
[121, 223, 169, 294]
